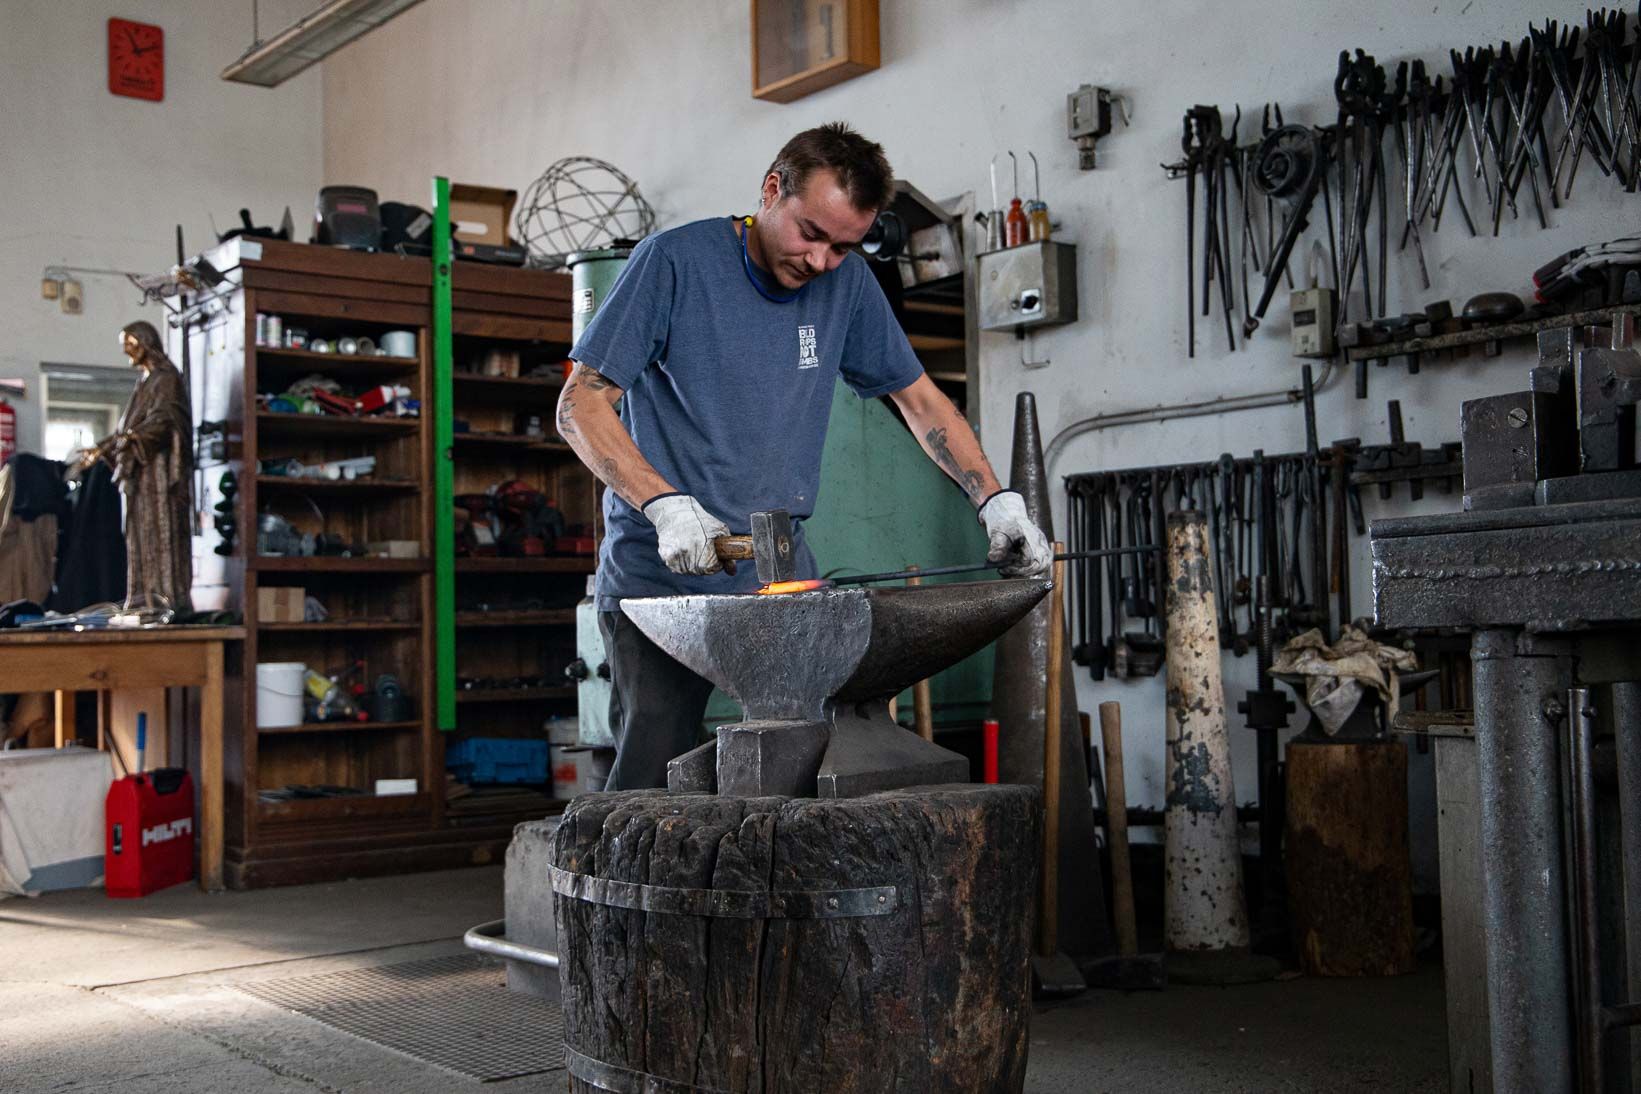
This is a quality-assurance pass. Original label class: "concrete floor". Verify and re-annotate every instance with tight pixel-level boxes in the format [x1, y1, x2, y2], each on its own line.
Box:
[0, 868, 1447, 1093]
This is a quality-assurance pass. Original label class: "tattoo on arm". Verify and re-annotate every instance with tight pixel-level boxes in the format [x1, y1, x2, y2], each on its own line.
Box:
[924, 426, 987, 502]
[555, 392, 578, 437]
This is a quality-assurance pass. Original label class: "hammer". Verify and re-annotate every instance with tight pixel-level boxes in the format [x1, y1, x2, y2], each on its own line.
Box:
[713, 510, 797, 584]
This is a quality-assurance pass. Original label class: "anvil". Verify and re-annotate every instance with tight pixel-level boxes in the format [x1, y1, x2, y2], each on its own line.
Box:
[621, 578, 1050, 798]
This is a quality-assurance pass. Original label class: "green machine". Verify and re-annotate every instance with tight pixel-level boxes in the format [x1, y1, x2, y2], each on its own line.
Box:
[566, 247, 634, 342]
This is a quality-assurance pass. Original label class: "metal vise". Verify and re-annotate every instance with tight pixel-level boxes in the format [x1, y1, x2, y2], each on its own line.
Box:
[1463, 314, 1641, 510]
[620, 578, 1049, 798]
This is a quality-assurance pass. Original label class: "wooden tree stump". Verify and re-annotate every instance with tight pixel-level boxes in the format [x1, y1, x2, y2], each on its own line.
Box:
[1285, 738, 1415, 977]
[551, 784, 1040, 1093]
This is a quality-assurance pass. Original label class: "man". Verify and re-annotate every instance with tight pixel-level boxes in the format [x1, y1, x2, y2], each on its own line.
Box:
[557, 122, 1051, 790]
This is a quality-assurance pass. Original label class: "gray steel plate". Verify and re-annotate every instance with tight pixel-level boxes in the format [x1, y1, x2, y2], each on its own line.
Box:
[237, 954, 564, 1082]
[1371, 498, 1641, 630]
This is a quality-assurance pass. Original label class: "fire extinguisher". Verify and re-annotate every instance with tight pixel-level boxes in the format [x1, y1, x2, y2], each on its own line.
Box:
[0, 399, 15, 464]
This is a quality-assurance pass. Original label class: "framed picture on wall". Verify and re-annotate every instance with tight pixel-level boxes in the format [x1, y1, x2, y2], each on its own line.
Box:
[751, 0, 879, 103]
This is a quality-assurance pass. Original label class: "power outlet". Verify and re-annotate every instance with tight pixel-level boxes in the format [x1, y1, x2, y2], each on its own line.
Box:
[59, 279, 83, 315]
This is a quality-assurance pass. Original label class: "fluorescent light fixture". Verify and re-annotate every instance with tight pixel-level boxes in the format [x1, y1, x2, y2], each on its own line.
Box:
[221, 0, 426, 88]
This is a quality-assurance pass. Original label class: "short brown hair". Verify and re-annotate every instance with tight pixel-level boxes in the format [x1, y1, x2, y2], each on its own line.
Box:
[765, 122, 894, 213]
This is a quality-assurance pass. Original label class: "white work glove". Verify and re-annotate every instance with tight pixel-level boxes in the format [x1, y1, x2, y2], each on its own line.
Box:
[978, 490, 1053, 578]
[642, 494, 732, 576]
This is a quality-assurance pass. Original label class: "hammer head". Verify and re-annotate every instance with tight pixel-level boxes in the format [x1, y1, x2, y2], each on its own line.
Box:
[751, 510, 795, 585]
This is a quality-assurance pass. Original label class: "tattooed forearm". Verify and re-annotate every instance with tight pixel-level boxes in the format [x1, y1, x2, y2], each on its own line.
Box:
[556, 361, 673, 509]
[924, 426, 988, 502]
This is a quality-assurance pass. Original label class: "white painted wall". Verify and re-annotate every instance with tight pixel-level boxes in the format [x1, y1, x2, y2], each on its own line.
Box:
[322, 0, 1635, 812]
[0, 0, 323, 453]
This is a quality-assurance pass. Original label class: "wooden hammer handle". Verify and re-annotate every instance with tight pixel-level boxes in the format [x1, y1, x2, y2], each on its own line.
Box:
[714, 535, 754, 561]
[1100, 700, 1139, 957]
[1040, 544, 1066, 958]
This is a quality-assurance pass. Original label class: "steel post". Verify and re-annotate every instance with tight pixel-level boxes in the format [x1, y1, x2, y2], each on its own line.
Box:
[1472, 629, 1574, 1094]
[1613, 680, 1641, 1091]
[1570, 687, 1605, 1093]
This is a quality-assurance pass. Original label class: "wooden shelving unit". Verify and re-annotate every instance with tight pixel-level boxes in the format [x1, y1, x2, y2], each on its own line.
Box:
[258, 720, 423, 736]
[184, 236, 593, 889]
[445, 321, 598, 807]
[455, 556, 595, 574]
[452, 374, 564, 400]
[455, 609, 576, 628]
[254, 475, 419, 496]
[258, 621, 421, 634]
[250, 557, 428, 573]
[455, 686, 577, 704]
[256, 412, 420, 439]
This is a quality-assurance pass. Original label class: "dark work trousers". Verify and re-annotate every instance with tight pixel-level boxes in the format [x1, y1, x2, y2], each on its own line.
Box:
[598, 609, 716, 790]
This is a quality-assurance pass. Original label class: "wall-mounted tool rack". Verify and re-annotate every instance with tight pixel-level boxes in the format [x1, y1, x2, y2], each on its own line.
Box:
[1345, 301, 1641, 364]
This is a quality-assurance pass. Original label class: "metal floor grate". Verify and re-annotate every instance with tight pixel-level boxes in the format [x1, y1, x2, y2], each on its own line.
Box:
[237, 953, 564, 1082]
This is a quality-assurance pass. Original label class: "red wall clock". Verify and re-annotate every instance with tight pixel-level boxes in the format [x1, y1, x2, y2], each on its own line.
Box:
[108, 18, 164, 102]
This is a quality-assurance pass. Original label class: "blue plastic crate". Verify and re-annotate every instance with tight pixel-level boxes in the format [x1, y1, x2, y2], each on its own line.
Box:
[446, 737, 549, 786]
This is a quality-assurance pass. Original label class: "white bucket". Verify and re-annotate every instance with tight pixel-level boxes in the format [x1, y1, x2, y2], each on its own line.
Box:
[256, 662, 307, 728]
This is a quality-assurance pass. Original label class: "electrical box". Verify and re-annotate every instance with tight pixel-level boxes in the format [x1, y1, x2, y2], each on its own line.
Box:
[978, 241, 1078, 332]
[1290, 287, 1336, 357]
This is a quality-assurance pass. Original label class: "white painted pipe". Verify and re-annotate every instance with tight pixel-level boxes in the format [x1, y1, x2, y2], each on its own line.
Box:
[1162, 509, 1250, 955]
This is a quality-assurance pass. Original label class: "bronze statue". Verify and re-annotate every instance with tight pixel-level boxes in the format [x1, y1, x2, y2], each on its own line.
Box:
[78, 320, 193, 613]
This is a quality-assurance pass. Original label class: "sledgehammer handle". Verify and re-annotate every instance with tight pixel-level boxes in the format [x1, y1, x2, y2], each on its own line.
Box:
[713, 535, 754, 575]
[1100, 701, 1138, 957]
[1040, 546, 1066, 957]
[713, 536, 754, 560]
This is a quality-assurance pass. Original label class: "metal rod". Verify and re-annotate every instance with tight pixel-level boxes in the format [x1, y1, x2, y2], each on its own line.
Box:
[463, 918, 560, 969]
[828, 546, 1160, 588]
[1570, 687, 1605, 1094]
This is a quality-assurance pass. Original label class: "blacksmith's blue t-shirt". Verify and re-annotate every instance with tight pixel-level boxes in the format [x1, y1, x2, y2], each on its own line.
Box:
[569, 216, 925, 611]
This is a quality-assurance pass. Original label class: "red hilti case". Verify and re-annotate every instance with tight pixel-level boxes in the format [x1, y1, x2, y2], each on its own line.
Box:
[105, 768, 195, 897]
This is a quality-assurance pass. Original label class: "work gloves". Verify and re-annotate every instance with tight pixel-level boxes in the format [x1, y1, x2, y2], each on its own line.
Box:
[642, 494, 731, 576]
[978, 490, 1053, 578]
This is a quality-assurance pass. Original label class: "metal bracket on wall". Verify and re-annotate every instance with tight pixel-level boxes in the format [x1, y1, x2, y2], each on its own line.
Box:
[432, 176, 456, 731]
[1067, 85, 1130, 170]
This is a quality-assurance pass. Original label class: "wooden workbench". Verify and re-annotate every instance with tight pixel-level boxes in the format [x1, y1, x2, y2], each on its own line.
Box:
[0, 625, 243, 891]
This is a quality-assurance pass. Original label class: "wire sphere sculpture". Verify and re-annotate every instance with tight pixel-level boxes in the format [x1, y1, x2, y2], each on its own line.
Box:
[514, 157, 656, 268]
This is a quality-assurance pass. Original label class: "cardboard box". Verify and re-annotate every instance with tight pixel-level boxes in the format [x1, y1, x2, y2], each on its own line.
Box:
[256, 586, 305, 623]
[368, 540, 420, 559]
[449, 184, 517, 247]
